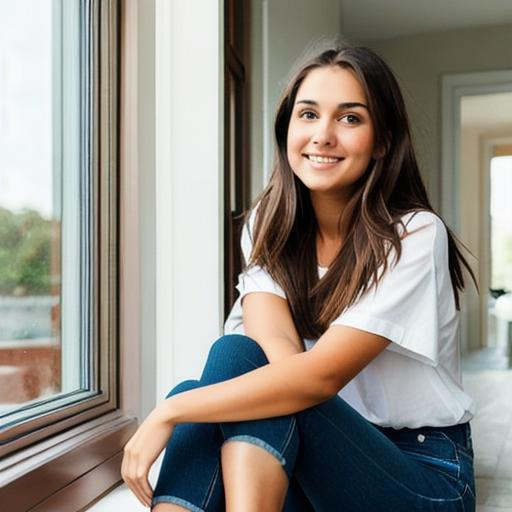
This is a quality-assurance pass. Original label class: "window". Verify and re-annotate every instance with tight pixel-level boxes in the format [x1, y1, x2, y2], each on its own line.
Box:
[0, 1, 135, 509]
[490, 154, 512, 293]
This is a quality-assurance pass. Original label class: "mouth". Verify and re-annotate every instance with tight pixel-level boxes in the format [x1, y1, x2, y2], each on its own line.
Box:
[304, 154, 344, 164]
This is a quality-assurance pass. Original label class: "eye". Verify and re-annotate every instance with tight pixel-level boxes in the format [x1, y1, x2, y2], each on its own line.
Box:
[298, 110, 317, 120]
[340, 113, 360, 124]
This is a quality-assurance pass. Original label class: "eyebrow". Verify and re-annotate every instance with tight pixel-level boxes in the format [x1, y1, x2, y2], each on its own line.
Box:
[295, 99, 368, 110]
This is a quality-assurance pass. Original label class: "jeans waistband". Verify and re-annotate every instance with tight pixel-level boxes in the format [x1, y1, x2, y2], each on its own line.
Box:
[374, 422, 472, 451]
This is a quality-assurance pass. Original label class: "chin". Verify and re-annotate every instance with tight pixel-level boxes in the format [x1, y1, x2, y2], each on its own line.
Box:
[303, 182, 342, 195]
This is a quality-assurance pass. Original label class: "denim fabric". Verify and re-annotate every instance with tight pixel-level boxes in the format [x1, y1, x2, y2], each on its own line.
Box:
[152, 334, 475, 512]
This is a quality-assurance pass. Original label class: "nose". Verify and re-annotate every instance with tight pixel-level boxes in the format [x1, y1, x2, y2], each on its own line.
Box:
[312, 120, 336, 146]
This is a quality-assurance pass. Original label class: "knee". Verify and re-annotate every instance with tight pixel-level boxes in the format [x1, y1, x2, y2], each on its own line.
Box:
[209, 334, 268, 365]
[165, 379, 201, 399]
[200, 334, 269, 384]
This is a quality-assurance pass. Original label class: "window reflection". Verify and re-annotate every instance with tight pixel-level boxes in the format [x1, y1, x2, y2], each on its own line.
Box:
[0, 0, 83, 413]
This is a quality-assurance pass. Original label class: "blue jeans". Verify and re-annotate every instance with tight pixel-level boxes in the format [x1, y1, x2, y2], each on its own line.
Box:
[152, 334, 476, 511]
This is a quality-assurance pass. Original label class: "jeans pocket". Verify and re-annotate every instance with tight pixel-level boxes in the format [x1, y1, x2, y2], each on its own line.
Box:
[395, 431, 462, 483]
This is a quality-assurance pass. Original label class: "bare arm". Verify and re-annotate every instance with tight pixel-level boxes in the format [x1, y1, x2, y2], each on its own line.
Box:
[122, 298, 390, 506]
[163, 290, 390, 423]
[241, 291, 305, 361]
[163, 324, 390, 425]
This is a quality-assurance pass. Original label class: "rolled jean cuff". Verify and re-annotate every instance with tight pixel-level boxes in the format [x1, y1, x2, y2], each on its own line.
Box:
[152, 495, 205, 512]
[222, 434, 287, 466]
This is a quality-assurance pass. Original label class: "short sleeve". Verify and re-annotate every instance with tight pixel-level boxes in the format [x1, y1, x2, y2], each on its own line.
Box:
[235, 207, 286, 301]
[330, 211, 449, 366]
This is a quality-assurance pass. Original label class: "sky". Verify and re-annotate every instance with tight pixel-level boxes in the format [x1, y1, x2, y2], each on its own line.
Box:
[0, 0, 53, 218]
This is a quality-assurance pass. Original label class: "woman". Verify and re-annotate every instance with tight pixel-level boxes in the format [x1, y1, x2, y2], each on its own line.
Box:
[122, 45, 477, 512]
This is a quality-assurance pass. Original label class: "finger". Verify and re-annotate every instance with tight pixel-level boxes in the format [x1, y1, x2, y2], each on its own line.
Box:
[139, 473, 154, 506]
[133, 469, 153, 507]
[123, 454, 150, 507]
[122, 473, 143, 507]
[128, 476, 150, 508]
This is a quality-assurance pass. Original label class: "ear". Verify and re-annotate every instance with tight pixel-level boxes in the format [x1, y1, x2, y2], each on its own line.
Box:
[373, 130, 391, 159]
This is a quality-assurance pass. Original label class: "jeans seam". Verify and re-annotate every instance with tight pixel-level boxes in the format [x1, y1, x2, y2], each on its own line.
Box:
[201, 461, 220, 510]
[434, 432, 461, 480]
[312, 407, 465, 503]
[152, 496, 205, 512]
[279, 415, 297, 456]
[222, 435, 286, 466]
[399, 451, 460, 482]
[464, 482, 475, 499]
[242, 355, 265, 369]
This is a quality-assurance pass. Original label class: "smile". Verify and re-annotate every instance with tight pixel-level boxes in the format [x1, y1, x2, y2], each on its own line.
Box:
[305, 154, 343, 164]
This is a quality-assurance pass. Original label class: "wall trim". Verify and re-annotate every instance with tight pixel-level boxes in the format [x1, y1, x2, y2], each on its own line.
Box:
[440, 69, 512, 230]
[154, 0, 224, 400]
[441, 69, 512, 352]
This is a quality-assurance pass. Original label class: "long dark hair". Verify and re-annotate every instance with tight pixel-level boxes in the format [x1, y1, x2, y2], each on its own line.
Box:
[245, 45, 476, 340]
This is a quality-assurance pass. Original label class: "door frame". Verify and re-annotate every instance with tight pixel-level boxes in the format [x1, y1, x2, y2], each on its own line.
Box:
[441, 70, 512, 230]
[441, 70, 512, 351]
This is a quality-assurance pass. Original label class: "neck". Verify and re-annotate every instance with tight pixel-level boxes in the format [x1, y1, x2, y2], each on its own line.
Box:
[310, 190, 347, 243]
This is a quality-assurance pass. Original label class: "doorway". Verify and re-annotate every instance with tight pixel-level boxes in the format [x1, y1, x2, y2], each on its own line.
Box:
[445, 80, 512, 506]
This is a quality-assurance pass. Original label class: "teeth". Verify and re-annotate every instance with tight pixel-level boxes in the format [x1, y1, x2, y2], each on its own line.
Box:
[308, 155, 340, 163]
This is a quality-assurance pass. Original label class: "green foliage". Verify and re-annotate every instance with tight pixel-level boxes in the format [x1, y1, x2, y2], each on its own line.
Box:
[0, 207, 55, 295]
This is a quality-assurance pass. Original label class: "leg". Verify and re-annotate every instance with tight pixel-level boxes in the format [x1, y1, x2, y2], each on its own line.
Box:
[198, 335, 307, 511]
[152, 380, 225, 512]
[221, 440, 288, 512]
[153, 335, 313, 512]
[199, 335, 475, 511]
[291, 396, 476, 511]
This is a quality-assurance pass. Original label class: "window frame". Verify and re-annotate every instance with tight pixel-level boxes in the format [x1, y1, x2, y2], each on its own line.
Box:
[0, 1, 137, 509]
[224, 0, 252, 315]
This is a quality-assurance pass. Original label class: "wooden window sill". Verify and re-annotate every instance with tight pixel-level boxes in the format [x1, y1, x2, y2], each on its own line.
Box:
[0, 412, 137, 512]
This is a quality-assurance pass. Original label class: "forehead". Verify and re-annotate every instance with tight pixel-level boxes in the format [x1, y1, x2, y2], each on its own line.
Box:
[295, 66, 367, 105]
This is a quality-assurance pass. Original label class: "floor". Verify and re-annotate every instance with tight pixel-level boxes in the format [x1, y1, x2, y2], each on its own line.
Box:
[462, 347, 512, 511]
[90, 347, 512, 511]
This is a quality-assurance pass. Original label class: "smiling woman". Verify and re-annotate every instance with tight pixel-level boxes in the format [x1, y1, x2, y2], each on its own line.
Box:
[120, 44, 478, 512]
[286, 66, 376, 204]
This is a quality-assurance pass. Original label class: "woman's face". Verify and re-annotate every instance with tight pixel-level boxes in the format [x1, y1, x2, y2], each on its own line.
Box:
[286, 65, 376, 202]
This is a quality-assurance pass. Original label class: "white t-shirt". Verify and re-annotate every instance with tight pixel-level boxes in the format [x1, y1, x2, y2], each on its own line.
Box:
[224, 208, 476, 429]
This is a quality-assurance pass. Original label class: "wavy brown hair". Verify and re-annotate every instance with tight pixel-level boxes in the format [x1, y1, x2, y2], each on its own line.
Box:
[244, 45, 475, 341]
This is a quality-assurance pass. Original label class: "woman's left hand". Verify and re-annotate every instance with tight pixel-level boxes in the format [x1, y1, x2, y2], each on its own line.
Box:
[121, 406, 175, 508]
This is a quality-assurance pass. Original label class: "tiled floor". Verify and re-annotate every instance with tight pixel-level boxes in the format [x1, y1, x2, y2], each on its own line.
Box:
[91, 348, 512, 511]
[463, 347, 512, 511]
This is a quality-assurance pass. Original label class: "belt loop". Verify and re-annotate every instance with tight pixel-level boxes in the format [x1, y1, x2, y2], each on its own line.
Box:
[465, 422, 473, 450]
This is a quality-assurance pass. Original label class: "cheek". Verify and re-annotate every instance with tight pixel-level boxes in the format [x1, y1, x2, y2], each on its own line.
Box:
[348, 130, 375, 157]
[286, 125, 305, 163]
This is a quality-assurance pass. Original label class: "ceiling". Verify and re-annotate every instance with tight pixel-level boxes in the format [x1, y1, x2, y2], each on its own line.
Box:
[461, 92, 512, 129]
[341, 0, 512, 41]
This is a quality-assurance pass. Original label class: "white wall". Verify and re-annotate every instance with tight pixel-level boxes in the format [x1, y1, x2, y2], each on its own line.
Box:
[250, 0, 343, 197]
[154, 0, 224, 408]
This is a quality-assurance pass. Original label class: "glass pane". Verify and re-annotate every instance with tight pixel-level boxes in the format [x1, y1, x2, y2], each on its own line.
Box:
[0, 0, 88, 417]
[490, 155, 512, 292]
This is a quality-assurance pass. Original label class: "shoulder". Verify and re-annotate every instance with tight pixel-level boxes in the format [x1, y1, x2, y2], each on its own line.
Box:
[396, 210, 449, 265]
[400, 210, 447, 243]
[400, 210, 444, 232]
